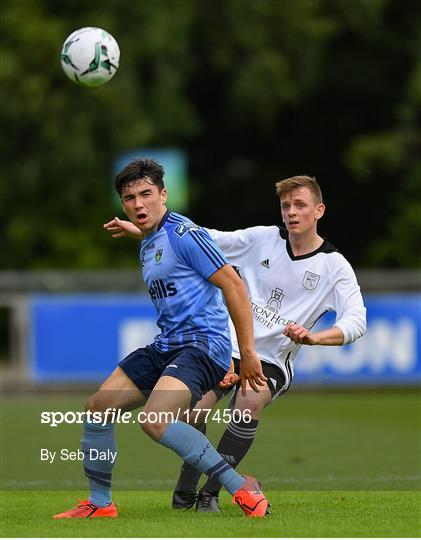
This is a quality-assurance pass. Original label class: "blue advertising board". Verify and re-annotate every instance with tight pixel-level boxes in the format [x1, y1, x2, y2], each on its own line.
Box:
[29, 293, 420, 385]
[29, 295, 159, 381]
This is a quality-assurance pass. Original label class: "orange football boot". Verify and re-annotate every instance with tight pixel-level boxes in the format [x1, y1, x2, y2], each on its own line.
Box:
[53, 499, 118, 519]
[232, 475, 269, 517]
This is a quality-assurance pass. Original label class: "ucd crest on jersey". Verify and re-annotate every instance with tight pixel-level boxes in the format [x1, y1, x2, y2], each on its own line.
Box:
[303, 271, 320, 290]
[155, 248, 163, 263]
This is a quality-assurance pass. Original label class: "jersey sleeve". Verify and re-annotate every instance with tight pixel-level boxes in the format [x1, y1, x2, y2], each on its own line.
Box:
[205, 227, 262, 265]
[171, 226, 229, 280]
[330, 255, 367, 344]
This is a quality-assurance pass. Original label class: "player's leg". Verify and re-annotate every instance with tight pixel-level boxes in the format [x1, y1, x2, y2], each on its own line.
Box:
[194, 381, 270, 511]
[80, 367, 146, 510]
[172, 389, 219, 509]
[54, 348, 152, 519]
[197, 362, 285, 512]
[142, 376, 268, 517]
[141, 375, 245, 495]
[140, 349, 268, 517]
[172, 359, 240, 509]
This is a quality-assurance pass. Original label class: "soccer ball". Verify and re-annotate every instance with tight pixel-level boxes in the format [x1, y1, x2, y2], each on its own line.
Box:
[60, 27, 120, 87]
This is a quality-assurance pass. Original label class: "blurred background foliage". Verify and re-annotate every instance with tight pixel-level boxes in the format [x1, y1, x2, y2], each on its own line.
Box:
[1, 0, 420, 269]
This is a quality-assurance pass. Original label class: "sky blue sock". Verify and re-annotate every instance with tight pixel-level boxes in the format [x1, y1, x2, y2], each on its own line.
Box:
[160, 421, 244, 494]
[81, 420, 116, 507]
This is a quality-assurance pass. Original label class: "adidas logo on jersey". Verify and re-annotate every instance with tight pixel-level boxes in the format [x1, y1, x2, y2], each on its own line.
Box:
[149, 279, 178, 300]
[260, 259, 270, 269]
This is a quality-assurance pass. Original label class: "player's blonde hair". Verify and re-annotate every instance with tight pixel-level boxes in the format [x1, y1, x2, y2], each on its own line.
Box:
[275, 175, 323, 204]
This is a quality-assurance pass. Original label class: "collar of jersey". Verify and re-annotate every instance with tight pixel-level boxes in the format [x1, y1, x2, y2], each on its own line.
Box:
[142, 209, 171, 243]
[157, 209, 171, 230]
[278, 226, 337, 260]
[139, 210, 171, 245]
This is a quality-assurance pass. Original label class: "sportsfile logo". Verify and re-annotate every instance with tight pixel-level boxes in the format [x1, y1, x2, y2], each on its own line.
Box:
[148, 279, 177, 300]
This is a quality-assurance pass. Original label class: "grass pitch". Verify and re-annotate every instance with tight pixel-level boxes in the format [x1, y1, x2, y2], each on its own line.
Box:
[1, 490, 420, 537]
[1, 388, 420, 536]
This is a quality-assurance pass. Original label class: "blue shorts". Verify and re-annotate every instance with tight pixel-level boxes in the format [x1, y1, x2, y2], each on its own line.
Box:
[118, 344, 227, 407]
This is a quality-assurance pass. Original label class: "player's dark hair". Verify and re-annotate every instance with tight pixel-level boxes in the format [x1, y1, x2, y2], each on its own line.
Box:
[115, 158, 165, 196]
[275, 175, 323, 204]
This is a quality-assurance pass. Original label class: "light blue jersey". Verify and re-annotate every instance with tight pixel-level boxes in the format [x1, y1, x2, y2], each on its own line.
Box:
[140, 211, 232, 370]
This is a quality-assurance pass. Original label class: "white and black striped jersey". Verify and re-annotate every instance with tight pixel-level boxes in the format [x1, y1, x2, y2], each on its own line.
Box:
[207, 226, 367, 393]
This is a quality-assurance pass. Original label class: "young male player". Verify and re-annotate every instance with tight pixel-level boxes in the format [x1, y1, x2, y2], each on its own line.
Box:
[107, 175, 367, 512]
[53, 158, 269, 519]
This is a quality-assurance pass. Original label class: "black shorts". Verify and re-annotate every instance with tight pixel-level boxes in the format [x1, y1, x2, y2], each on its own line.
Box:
[212, 358, 287, 402]
[119, 344, 227, 408]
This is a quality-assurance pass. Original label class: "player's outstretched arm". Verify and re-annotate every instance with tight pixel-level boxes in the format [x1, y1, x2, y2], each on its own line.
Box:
[103, 217, 144, 239]
[208, 265, 267, 396]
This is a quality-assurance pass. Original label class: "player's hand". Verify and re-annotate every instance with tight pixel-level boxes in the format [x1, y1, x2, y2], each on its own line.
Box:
[284, 323, 317, 345]
[218, 359, 239, 389]
[219, 361, 240, 389]
[103, 217, 144, 240]
[239, 352, 267, 396]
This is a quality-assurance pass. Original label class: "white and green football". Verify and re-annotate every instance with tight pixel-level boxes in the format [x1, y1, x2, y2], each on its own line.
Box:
[60, 27, 120, 87]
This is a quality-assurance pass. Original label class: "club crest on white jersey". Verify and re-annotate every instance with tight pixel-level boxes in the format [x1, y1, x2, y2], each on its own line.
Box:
[302, 271, 320, 290]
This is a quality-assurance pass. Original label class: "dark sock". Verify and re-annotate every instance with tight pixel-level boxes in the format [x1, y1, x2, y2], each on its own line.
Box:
[174, 423, 206, 492]
[201, 417, 259, 495]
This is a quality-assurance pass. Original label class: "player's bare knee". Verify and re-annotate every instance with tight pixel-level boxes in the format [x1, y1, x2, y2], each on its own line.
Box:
[235, 394, 265, 419]
[84, 393, 107, 414]
[140, 418, 166, 441]
[85, 394, 97, 413]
